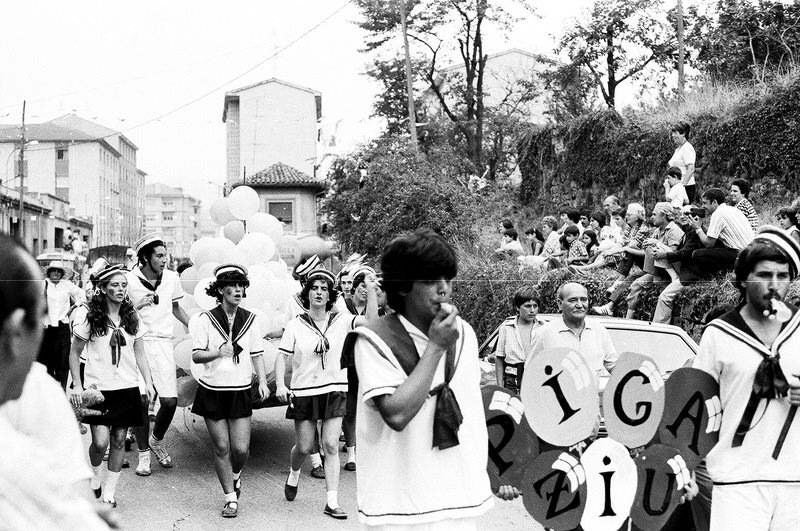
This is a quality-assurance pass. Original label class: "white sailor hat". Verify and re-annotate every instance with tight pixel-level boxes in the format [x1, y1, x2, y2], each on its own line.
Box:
[214, 264, 248, 278]
[351, 265, 376, 283]
[752, 225, 800, 276]
[133, 233, 165, 255]
[306, 268, 336, 285]
[295, 255, 322, 279]
[45, 260, 67, 274]
[95, 264, 127, 283]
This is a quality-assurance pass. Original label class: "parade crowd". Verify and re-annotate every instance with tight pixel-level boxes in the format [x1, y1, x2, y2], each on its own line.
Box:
[1, 123, 800, 530]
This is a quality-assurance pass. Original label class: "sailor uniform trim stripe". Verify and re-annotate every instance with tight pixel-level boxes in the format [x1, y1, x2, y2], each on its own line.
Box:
[198, 380, 251, 391]
[278, 347, 293, 354]
[73, 332, 89, 342]
[350, 327, 402, 372]
[250, 350, 264, 357]
[714, 479, 800, 486]
[363, 385, 399, 401]
[358, 493, 493, 519]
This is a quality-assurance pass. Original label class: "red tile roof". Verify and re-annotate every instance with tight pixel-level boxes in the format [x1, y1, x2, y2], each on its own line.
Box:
[241, 162, 326, 190]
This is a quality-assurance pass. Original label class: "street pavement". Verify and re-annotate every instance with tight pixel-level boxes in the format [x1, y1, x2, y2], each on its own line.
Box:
[92, 405, 539, 530]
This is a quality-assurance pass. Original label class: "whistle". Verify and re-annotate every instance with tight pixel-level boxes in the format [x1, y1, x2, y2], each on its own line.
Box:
[763, 298, 792, 323]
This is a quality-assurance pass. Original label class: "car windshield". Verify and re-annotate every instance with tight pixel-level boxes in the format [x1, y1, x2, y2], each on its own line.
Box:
[604, 327, 694, 374]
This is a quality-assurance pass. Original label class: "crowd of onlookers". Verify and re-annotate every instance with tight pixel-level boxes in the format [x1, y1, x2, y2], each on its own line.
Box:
[495, 179, 800, 324]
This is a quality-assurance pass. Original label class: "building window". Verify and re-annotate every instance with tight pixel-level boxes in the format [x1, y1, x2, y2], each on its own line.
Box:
[268, 201, 293, 231]
[57, 149, 65, 160]
[163, 213, 174, 221]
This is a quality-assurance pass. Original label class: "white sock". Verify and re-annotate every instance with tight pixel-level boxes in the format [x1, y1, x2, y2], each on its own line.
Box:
[90, 464, 103, 489]
[103, 471, 120, 502]
[224, 492, 237, 503]
[233, 470, 241, 481]
[347, 446, 356, 463]
[287, 467, 301, 487]
[310, 452, 322, 468]
[138, 450, 150, 464]
[326, 490, 339, 509]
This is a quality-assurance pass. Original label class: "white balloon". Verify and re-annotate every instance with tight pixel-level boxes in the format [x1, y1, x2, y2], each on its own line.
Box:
[245, 277, 271, 308]
[180, 266, 201, 293]
[248, 264, 275, 283]
[228, 186, 260, 220]
[193, 277, 218, 310]
[190, 237, 219, 266]
[247, 212, 284, 243]
[266, 261, 288, 278]
[236, 232, 276, 265]
[210, 197, 235, 226]
[198, 261, 221, 279]
[223, 220, 245, 244]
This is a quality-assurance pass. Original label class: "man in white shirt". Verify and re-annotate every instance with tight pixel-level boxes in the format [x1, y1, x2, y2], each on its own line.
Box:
[691, 188, 755, 275]
[37, 260, 85, 389]
[127, 233, 189, 475]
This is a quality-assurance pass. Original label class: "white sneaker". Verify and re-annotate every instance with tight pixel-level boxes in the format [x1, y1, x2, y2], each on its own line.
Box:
[136, 453, 151, 477]
[591, 303, 614, 316]
[149, 435, 173, 468]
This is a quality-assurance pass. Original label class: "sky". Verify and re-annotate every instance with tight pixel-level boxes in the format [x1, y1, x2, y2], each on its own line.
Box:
[0, 0, 685, 205]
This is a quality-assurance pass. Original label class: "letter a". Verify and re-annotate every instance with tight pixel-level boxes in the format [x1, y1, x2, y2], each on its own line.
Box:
[665, 391, 704, 455]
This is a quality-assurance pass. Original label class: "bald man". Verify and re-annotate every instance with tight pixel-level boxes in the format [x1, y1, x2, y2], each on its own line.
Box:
[528, 282, 618, 376]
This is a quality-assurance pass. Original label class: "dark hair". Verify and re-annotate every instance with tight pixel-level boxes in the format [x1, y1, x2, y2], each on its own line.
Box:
[734, 241, 795, 297]
[137, 240, 166, 268]
[579, 209, 591, 219]
[731, 178, 751, 198]
[526, 226, 544, 243]
[565, 209, 580, 224]
[176, 261, 192, 275]
[564, 224, 580, 237]
[206, 271, 250, 303]
[87, 272, 139, 338]
[300, 276, 337, 312]
[666, 166, 683, 179]
[702, 188, 727, 206]
[0, 234, 40, 329]
[351, 270, 371, 293]
[503, 228, 518, 240]
[381, 229, 457, 314]
[671, 122, 691, 138]
[582, 229, 599, 254]
[500, 218, 514, 230]
[590, 211, 606, 228]
[512, 286, 540, 309]
[777, 206, 798, 226]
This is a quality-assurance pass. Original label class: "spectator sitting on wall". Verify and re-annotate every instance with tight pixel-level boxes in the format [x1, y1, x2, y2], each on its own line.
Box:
[563, 225, 589, 265]
[777, 206, 800, 247]
[690, 188, 755, 275]
[558, 208, 582, 235]
[729, 178, 759, 232]
[664, 166, 689, 208]
[495, 229, 524, 257]
[524, 227, 544, 256]
[602, 195, 621, 220]
[579, 210, 591, 232]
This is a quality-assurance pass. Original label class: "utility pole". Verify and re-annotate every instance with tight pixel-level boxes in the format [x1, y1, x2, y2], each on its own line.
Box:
[17, 100, 26, 241]
[399, 0, 419, 155]
[677, 0, 685, 97]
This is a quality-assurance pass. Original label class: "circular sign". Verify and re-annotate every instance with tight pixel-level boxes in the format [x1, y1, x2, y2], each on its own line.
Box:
[602, 352, 665, 448]
[481, 385, 538, 491]
[522, 450, 587, 531]
[658, 367, 721, 469]
[580, 438, 637, 531]
[631, 444, 686, 530]
[521, 347, 599, 447]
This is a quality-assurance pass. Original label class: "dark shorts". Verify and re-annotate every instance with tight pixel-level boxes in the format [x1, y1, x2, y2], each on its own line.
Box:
[192, 386, 253, 420]
[286, 391, 347, 421]
[502, 362, 525, 395]
[86, 387, 143, 428]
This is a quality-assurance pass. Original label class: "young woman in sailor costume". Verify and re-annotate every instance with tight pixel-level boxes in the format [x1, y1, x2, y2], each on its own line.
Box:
[693, 227, 800, 530]
[68, 264, 155, 508]
[189, 264, 269, 518]
[276, 267, 378, 519]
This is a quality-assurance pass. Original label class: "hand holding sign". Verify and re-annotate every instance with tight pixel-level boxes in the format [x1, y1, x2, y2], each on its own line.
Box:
[481, 385, 538, 491]
[630, 444, 686, 530]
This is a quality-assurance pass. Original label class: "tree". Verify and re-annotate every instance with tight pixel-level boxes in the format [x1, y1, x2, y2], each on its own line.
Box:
[366, 56, 428, 135]
[560, 0, 677, 109]
[540, 62, 598, 121]
[354, 0, 531, 171]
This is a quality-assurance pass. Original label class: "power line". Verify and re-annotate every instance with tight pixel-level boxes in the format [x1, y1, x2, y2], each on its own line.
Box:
[11, 0, 353, 154]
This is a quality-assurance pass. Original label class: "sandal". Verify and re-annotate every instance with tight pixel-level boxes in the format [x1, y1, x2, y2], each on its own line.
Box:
[222, 500, 238, 518]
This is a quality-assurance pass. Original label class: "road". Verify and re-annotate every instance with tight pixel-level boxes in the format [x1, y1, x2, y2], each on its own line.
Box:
[95, 406, 539, 530]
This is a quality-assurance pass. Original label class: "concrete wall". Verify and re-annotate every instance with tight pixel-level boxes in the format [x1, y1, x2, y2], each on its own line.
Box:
[255, 187, 317, 237]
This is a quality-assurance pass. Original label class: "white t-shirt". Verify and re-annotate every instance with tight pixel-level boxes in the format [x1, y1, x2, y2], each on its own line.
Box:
[73, 313, 145, 390]
[279, 312, 357, 397]
[126, 268, 184, 340]
[0, 417, 108, 531]
[693, 309, 800, 484]
[668, 141, 697, 186]
[0, 362, 91, 487]
[190, 306, 264, 391]
[707, 203, 755, 250]
[667, 183, 689, 208]
[353, 315, 494, 527]
[542, 231, 562, 257]
[42, 279, 85, 326]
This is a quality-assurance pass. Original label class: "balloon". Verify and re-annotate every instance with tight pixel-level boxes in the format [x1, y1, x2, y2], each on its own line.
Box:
[190, 237, 219, 267]
[172, 320, 187, 343]
[266, 261, 288, 278]
[223, 220, 245, 244]
[236, 232, 276, 265]
[278, 236, 302, 267]
[244, 277, 271, 310]
[174, 338, 193, 371]
[209, 197, 235, 226]
[228, 186, 260, 220]
[180, 266, 201, 293]
[248, 264, 275, 283]
[580, 438, 637, 531]
[179, 293, 202, 318]
[198, 261, 221, 279]
[298, 236, 331, 259]
[264, 278, 290, 307]
[176, 375, 198, 408]
[247, 212, 284, 243]
[521, 347, 599, 447]
[193, 277, 218, 310]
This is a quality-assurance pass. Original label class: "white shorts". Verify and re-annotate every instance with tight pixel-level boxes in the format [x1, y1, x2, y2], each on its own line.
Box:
[711, 483, 800, 531]
[142, 340, 177, 398]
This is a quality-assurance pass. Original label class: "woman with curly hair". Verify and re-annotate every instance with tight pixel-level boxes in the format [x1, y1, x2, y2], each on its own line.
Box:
[190, 264, 269, 518]
[275, 267, 378, 519]
[68, 264, 154, 508]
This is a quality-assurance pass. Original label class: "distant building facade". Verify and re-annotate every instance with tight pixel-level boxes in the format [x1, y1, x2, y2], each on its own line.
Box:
[145, 183, 200, 259]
